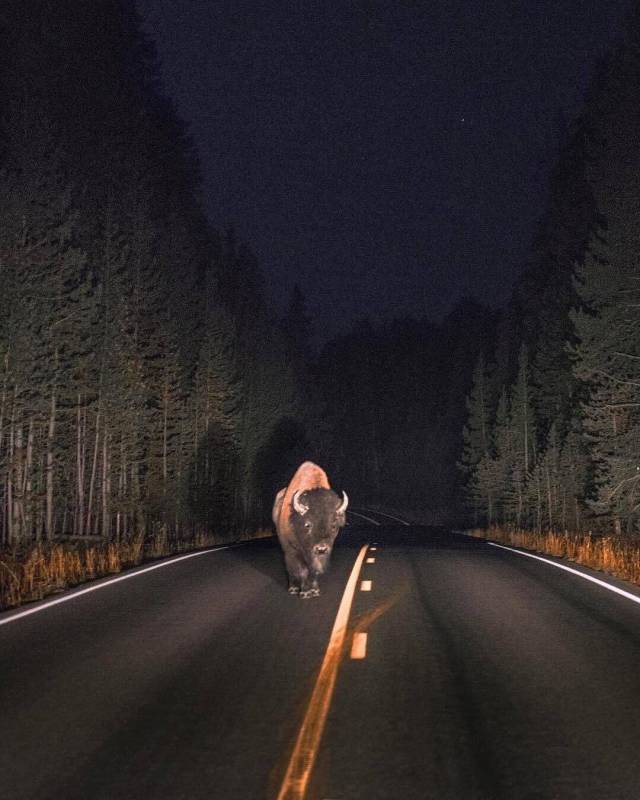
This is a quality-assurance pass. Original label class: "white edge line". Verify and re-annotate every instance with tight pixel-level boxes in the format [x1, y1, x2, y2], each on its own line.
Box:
[488, 541, 640, 607]
[0, 543, 243, 628]
[347, 510, 381, 526]
[358, 508, 411, 526]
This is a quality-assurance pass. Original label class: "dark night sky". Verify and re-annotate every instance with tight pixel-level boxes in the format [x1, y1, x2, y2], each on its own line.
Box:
[136, 0, 632, 340]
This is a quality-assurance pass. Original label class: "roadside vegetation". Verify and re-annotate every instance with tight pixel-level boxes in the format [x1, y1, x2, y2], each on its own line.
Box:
[468, 527, 640, 588]
[0, 528, 271, 611]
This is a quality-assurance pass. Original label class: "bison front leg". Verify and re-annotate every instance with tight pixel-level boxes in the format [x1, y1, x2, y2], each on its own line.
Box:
[284, 549, 306, 596]
[300, 571, 321, 600]
[284, 549, 319, 599]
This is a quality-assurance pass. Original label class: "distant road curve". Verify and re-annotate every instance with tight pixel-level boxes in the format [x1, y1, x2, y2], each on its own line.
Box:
[346, 508, 381, 525]
[348, 506, 411, 526]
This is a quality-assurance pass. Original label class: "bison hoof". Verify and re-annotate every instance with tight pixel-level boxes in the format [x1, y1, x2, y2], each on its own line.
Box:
[309, 586, 320, 597]
[300, 590, 315, 600]
[288, 585, 300, 595]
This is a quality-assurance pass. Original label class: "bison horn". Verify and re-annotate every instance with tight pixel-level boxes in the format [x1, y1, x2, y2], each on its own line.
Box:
[293, 490, 309, 515]
[337, 490, 349, 514]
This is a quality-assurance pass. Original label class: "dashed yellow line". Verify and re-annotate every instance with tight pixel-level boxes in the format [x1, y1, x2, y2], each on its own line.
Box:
[350, 632, 367, 659]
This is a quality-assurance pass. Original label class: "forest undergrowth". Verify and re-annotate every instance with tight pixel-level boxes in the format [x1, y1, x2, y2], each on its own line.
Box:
[0, 527, 272, 612]
[469, 527, 640, 588]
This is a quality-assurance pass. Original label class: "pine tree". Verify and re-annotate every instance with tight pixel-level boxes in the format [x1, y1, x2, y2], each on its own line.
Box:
[488, 389, 513, 525]
[460, 353, 493, 522]
[187, 305, 241, 530]
[507, 347, 537, 526]
[0, 73, 93, 542]
[572, 228, 640, 533]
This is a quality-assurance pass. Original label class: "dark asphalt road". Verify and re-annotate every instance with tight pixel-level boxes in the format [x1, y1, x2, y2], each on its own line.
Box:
[3, 518, 640, 799]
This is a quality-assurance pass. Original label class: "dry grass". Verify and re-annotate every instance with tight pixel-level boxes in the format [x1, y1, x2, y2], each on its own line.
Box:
[0, 526, 274, 611]
[468, 526, 640, 587]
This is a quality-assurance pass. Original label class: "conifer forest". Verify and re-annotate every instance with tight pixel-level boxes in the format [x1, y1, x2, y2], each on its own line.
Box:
[2, 0, 640, 572]
[461, 7, 640, 538]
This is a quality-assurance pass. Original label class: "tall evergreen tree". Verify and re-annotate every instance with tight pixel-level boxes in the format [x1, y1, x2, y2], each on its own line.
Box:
[460, 353, 494, 522]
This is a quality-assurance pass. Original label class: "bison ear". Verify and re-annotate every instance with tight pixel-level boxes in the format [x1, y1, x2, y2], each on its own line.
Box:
[293, 490, 309, 516]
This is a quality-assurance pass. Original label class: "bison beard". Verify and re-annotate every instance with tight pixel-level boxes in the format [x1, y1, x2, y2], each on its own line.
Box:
[272, 462, 348, 599]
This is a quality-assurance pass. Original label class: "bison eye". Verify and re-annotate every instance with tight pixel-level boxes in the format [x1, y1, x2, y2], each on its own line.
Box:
[304, 521, 312, 530]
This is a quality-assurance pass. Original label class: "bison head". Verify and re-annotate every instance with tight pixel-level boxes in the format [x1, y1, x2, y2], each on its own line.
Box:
[292, 487, 348, 574]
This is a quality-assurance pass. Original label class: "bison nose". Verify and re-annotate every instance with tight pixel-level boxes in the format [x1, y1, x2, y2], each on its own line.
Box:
[314, 544, 329, 555]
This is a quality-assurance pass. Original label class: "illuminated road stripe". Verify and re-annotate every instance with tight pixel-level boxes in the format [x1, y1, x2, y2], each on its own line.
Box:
[366, 557, 376, 564]
[370, 546, 377, 551]
[489, 541, 640, 607]
[346, 510, 381, 526]
[361, 580, 372, 591]
[350, 632, 367, 659]
[276, 544, 369, 800]
[0, 544, 241, 628]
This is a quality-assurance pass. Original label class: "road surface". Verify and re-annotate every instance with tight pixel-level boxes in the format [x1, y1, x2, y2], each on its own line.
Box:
[3, 514, 640, 799]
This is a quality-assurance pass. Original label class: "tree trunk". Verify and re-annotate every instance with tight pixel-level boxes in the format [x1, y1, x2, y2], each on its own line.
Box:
[0, 350, 8, 469]
[6, 405, 15, 545]
[13, 421, 24, 543]
[102, 429, 110, 538]
[24, 418, 34, 539]
[46, 389, 56, 540]
[163, 373, 169, 484]
[76, 395, 85, 537]
[87, 409, 100, 538]
[546, 464, 553, 531]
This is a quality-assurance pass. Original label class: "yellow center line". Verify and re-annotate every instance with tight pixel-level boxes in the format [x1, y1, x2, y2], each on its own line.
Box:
[275, 544, 369, 800]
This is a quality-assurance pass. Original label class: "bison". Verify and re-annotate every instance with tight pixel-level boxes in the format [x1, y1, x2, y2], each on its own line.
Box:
[272, 461, 348, 598]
